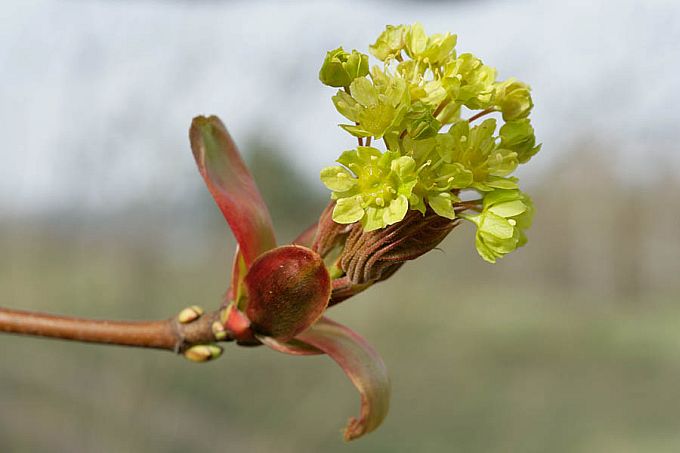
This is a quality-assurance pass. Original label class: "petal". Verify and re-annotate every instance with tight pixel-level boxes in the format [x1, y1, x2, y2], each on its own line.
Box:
[332, 196, 364, 224]
[428, 193, 456, 219]
[480, 212, 515, 239]
[244, 245, 331, 341]
[350, 77, 379, 107]
[296, 317, 391, 441]
[190, 116, 276, 266]
[488, 200, 527, 218]
[320, 166, 357, 192]
[383, 194, 409, 225]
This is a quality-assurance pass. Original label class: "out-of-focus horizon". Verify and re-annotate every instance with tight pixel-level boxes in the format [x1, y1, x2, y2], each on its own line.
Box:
[2, 1, 680, 452]
[1, 0, 679, 215]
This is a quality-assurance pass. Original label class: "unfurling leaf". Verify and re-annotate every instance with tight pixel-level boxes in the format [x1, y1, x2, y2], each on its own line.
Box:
[295, 317, 391, 441]
[190, 116, 276, 265]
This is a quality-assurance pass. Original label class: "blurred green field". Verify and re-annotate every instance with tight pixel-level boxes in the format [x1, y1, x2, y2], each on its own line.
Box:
[2, 206, 680, 452]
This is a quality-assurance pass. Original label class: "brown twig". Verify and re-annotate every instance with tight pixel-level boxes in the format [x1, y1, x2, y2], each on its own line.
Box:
[0, 307, 225, 353]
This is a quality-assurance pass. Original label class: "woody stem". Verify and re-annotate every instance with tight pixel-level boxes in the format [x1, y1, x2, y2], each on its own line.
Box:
[0, 307, 225, 353]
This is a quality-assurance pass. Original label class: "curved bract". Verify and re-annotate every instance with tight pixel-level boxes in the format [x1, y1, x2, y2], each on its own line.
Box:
[190, 116, 276, 266]
[190, 115, 391, 441]
[296, 317, 390, 441]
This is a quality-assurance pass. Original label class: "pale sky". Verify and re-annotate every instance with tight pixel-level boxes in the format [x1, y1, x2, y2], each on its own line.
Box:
[1, 0, 678, 215]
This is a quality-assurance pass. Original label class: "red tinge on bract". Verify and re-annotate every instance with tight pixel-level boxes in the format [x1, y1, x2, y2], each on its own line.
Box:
[189, 115, 391, 441]
[189, 116, 276, 266]
[296, 318, 391, 441]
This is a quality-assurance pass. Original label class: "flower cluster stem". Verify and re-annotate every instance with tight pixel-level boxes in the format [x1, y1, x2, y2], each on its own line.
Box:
[467, 107, 497, 123]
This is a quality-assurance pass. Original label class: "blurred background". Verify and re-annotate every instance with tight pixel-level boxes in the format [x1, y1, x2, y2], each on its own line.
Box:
[1, 0, 679, 451]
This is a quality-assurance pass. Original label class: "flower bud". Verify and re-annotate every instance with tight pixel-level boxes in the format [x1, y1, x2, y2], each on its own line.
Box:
[495, 78, 533, 121]
[319, 47, 369, 88]
[244, 245, 331, 341]
[177, 305, 203, 324]
[183, 344, 223, 363]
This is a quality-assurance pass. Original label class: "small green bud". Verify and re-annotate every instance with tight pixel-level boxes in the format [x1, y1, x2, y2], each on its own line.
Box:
[319, 47, 369, 88]
[177, 305, 204, 324]
[211, 321, 228, 341]
[183, 344, 223, 363]
[499, 119, 541, 164]
[495, 78, 533, 121]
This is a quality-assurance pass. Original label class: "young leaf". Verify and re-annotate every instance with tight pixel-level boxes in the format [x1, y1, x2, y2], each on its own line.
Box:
[190, 116, 276, 266]
[296, 317, 391, 441]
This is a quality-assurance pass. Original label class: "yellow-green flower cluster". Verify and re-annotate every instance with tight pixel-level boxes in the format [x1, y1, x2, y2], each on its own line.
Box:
[320, 147, 417, 231]
[319, 23, 541, 262]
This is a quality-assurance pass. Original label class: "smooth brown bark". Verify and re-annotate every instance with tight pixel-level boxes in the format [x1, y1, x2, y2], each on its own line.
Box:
[0, 307, 225, 353]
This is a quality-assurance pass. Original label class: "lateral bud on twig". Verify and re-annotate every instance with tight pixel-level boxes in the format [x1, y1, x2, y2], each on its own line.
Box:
[177, 305, 204, 324]
[183, 344, 223, 363]
[211, 321, 228, 341]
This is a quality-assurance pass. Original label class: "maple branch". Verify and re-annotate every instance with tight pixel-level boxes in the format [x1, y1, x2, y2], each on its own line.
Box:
[0, 307, 226, 353]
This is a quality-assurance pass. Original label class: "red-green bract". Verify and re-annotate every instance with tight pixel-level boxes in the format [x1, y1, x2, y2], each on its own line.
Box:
[189, 115, 390, 441]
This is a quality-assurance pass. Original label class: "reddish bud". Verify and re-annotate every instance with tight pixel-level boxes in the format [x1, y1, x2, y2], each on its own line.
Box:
[244, 245, 331, 341]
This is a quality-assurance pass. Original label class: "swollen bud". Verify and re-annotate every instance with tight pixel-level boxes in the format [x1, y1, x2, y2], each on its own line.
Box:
[183, 344, 223, 363]
[319, 47, 369, 88]
[244, 245, 331, 341]
[177, 305, 204, 324]
[495, 78, 533, 121]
